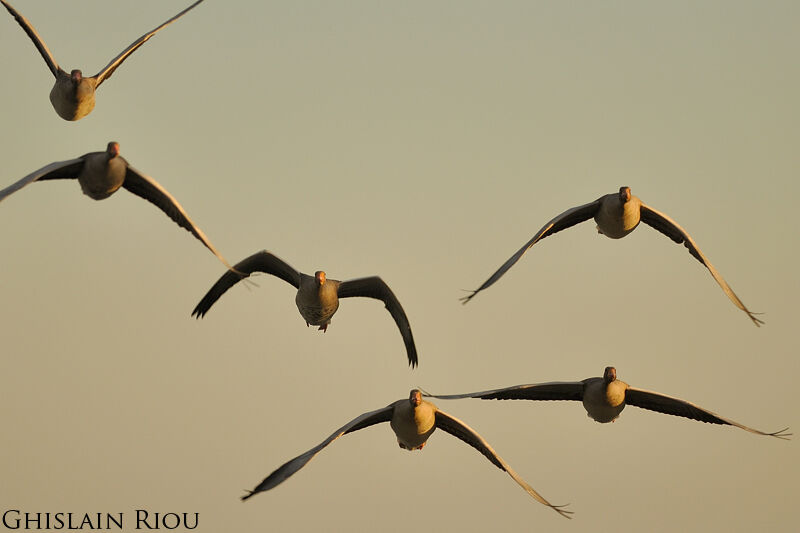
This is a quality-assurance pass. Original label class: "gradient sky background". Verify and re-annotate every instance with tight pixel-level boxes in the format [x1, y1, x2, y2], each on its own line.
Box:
[1, 1, 797, 531]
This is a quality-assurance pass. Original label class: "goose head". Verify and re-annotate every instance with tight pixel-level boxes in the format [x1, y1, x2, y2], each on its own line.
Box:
[408, 389, 423, 407]
[106, 141, 120, 159]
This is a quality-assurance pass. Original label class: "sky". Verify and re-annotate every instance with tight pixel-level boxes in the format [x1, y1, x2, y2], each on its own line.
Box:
[0, 1, 797, 531]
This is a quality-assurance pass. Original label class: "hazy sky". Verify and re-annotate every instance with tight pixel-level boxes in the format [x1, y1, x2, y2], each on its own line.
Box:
[1, 1, 797, 531]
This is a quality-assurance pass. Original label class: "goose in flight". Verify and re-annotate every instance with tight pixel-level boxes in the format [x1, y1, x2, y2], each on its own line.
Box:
[461, 186, 762, 326]
[241, 389, 572, 518]
[0, 0, 205, 121]
[192, 250, 419, 367]
[0, 141, 232, 269]
[423, 366, 790, 439]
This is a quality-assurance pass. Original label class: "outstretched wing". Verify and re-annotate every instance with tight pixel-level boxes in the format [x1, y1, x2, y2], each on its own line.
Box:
[93, 0, 205, 85]
[337, 276, 418, 368]
[639, 202, 763, 326]
[241, 405, 394, 500]
[461, 199, 601, 303]
[434, 409, 572, 518]
[192, 251, 302, 318]
[1, 0, 61, 77]
[625, 387, 790, 439]
[122, 165, 232, 270]
[423, 381, 585, 402]
[0, 158, 85, 202]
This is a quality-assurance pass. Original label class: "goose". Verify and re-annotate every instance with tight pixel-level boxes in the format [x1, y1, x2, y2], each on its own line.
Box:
[0, 141, 232, 269]
[0, 0, 205, 121]
[461, 186, 762, 326]
[241, 389, 572, 518]
[192, 250, 419, 367]
[423, 367, 790, 439]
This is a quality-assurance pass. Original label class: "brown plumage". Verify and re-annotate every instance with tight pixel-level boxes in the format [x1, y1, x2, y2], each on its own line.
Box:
[0, 141, 232, 270]
[1, 0, 205, 120]
[423, 367, 790, 438]
[461, 186, 762, 326]
[191, 251, 419, 367]
[241, 389, 572, 519]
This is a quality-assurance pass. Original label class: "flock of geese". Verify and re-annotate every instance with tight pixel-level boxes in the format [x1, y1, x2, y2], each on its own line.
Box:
[1, 0, 789, 521]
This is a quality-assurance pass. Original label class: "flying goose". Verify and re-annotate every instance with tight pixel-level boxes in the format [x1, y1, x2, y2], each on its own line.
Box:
[461, 186, 762, 326]
[0, 141, 232, 269]
[0, 0, 205, 121]
[423, 367, 790, 439]
[241, 389, 571, 518]
[192, 250, 419, 367]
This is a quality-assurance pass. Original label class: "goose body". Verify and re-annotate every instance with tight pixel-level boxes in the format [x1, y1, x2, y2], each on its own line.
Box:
[49, 70, 98, 121]
[74, 143, 127, 199]
[593, 186, 641, 238]
[294, 271, 341, 329]
[582, 370, 628, 423]
[390, 390, 437, 450]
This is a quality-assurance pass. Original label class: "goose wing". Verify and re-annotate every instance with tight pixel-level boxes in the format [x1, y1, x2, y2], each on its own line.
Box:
[192, 251, 302, 318]
[1, 0, 61, 77]
[121, 165, 231, 270]
[639, 202, 762, 326]
[461, 198, 602, 303]
[625, 387, 789, 439]
[337, 276, 418, 367]
[0, 158, 85, 202]
[434, 409, 572, 518]
[423, 381, 585, 402]
[241, 404, 395, 500]
[93, 0, 205, 85]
